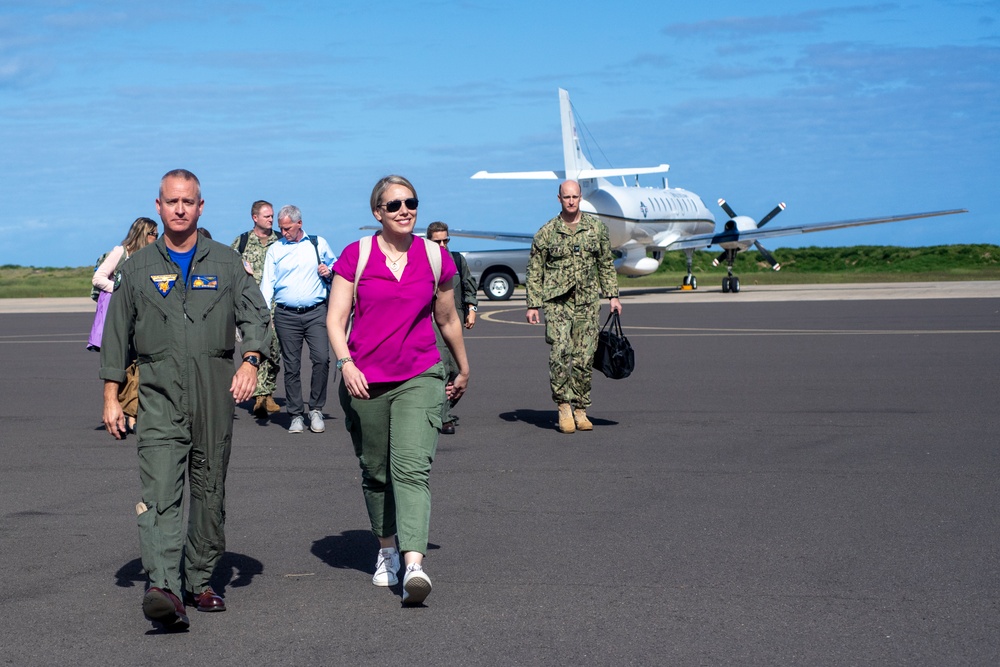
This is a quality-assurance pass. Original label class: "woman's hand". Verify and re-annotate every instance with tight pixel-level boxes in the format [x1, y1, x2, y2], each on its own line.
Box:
[342, 362, 370, 400]
[446, 371, 469, 401]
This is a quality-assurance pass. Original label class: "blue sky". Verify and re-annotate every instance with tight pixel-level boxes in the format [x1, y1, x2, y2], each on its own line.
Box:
[1, 0, 996, 267]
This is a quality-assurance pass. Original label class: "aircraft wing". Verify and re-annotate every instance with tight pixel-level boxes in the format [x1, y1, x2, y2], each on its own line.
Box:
[472, 170, 563, 180]
[359, 225, 535, 244]
[444, 228, 535, 244]
[471, 165, 670, 181]
[665, 209, 968, 250]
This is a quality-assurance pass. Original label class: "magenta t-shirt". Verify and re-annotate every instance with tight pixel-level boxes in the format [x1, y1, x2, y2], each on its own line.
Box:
[333, 235, 457, 383]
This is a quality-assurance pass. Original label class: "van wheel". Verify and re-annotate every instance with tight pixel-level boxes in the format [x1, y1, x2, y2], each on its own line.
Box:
[483, 272, 514, 301]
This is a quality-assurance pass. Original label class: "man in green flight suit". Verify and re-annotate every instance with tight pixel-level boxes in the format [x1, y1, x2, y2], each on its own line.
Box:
[427, 221, 478, 434]
[101, 169, 272, 631]
[231, 199, 283, 419]
[525, 179, 622, 434]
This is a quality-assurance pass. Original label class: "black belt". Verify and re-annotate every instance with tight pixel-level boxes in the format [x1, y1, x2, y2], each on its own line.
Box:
[276, 301, 324, 314]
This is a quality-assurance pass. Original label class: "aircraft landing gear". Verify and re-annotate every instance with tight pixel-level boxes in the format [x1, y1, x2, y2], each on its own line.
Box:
[681, 250, 698, 290]
[715, 249, 741, 294]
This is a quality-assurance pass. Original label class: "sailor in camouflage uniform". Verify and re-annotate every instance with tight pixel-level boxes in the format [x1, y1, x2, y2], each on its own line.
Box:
[231, 200, 283, 418]
[526, 180, 622, 433]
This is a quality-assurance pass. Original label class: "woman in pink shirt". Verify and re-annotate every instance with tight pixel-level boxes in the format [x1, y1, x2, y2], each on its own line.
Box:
[327, 175, 470, 606]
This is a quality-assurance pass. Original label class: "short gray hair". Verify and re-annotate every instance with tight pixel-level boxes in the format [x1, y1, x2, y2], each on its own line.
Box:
[277, 205, 301, 223]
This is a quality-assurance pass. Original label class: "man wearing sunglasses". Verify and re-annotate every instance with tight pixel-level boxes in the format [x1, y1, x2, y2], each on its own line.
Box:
[426, 221, 478, 434]
[525, 180, 622, 433]
[259, 205, 337, 434]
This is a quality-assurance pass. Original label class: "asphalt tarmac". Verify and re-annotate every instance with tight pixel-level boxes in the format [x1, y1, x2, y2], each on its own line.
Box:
[2, 284, 999, 666]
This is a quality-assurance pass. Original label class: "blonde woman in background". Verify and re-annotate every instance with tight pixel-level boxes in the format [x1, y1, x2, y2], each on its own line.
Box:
[89, 216, 159, 433]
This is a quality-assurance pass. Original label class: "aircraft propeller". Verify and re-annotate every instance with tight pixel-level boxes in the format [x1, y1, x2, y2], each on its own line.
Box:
[711, 199, 788, 291]
[757, 202, 786, 228]
[753, 240, 781, 270]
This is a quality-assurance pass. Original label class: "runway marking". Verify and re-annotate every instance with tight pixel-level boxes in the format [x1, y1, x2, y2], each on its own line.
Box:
[478, 308, 1000, 336]
[2, 324, 997, 346]
[0, 339, 90, 344]
[479, 308, 534, 325]
[623, 330, 1000, 336]
[0, 333, 82, 339]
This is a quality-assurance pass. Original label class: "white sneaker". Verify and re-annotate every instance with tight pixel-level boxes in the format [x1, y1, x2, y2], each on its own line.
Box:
[288, 416, 304, 434]
[309, 410, 325, 433]
[372, 547, 399, 587]
[402, 563, 432, 605]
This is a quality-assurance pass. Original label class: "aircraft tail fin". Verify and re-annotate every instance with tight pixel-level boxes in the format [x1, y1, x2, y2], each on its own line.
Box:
[560, 88, 593, 181]
[471, 88, 669, 183]
[561, 89, 670, 183]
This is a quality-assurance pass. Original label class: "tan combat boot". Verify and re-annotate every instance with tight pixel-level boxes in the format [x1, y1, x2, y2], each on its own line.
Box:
[264, 394, 281, 413]
[253, 396, 268, 418]
[557, 403, 576, 433]
[573, 408, 593, 431]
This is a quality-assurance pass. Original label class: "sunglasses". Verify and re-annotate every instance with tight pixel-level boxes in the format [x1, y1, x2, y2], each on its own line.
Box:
[432, 237, 450, 245]
[379, 198, 419, 213]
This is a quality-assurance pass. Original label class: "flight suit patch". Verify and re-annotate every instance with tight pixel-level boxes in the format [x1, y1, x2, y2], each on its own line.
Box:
[191, 275, 218, 290]
[151, 274, 179, 297]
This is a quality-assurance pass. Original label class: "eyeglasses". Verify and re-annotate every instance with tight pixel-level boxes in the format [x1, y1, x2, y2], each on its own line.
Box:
[379, 198, 419, 213]
[432, 237, 450, 245]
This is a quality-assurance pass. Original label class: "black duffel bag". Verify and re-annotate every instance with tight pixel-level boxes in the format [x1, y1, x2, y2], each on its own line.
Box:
[593, 312, 634, 380]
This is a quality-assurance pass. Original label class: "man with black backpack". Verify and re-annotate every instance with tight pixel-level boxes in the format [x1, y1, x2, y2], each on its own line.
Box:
[231, 200, 282, 419]
[259, 205, 337, 434]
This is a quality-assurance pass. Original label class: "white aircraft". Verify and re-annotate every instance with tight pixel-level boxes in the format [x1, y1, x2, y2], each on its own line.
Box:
[457, 88, 966, 293]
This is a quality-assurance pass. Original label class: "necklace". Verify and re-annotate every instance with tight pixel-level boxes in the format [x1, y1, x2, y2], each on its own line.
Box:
[379, 238, 407, 271]
[386, 252, 404, 271]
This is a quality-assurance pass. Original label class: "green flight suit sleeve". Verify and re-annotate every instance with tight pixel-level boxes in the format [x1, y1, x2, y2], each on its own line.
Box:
[99, 270, 135, 384]
[455, 253, 478, 312]
[232, 263, 272, 359]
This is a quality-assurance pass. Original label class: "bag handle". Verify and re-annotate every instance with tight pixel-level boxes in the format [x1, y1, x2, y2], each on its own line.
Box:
[601, 311, 624, 337]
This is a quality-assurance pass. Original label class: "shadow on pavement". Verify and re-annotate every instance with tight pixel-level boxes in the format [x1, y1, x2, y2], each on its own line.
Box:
[113, 551, 264, 596]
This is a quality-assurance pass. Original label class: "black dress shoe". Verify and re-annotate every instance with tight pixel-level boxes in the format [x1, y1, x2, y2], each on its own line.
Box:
[142, 587, 190, 629]
[441, 421, 456, 435]
[186, 587, 226, 612]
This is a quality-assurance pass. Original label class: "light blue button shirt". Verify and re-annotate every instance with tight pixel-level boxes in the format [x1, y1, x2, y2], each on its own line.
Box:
[259, 232, 337, 308]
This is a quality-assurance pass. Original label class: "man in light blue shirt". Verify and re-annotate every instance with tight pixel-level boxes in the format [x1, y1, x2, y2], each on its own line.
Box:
[260, 205, 337, 434]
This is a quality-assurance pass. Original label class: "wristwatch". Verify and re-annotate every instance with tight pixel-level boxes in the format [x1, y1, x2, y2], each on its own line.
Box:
[243, 354, 260, 368]
[468, 305, 478, 312]
[336, 356, 354, 370]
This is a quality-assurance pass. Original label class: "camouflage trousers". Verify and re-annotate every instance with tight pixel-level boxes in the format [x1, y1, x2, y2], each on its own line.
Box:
[253, 323, 282, 398]
[544, 293, 602, 408]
